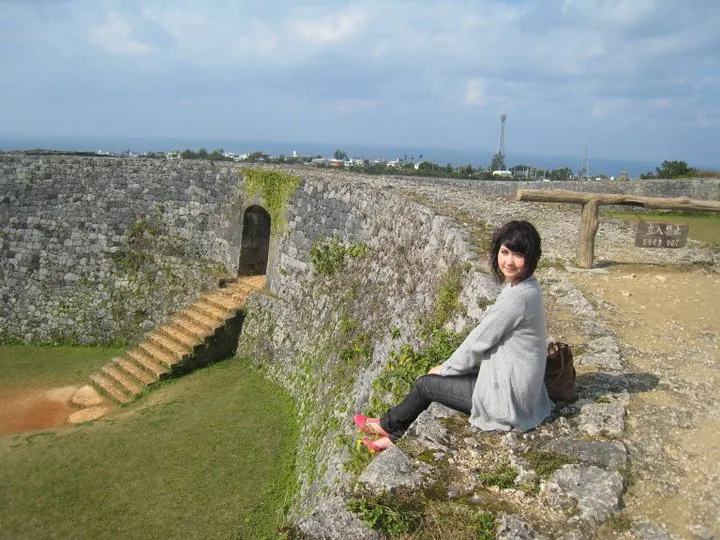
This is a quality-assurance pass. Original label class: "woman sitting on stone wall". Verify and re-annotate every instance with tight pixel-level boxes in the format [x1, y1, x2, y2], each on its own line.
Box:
[355, 220, 552, 451]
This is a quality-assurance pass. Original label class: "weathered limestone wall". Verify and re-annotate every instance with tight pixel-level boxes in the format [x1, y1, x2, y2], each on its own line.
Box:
[2, 155, 717, 535]
[2, 154, 716, 346]
[403, 175, 720, 200]
[237, 177, 500, 524]
[0, 155, 249, 344]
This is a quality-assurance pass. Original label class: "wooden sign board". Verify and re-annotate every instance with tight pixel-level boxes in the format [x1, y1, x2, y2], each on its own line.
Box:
[635, 222, 689, 248]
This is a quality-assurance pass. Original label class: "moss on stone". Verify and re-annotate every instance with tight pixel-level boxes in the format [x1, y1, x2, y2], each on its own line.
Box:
[242, 169, 301, 238]
[521, 449, 576, 478]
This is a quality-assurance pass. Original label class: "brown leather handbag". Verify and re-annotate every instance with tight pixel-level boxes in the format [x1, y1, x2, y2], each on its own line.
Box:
[544, 342, 576, 402]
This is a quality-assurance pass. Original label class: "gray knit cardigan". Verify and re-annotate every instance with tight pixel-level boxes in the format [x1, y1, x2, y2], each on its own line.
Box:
[440, 276, 552, 432]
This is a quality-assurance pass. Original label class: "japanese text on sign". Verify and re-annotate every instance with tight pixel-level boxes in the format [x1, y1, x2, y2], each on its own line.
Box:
[635, 222, 689, 248]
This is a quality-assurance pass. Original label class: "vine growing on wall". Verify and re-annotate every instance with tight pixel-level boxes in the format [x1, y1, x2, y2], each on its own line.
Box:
[309, 234, 369, 276]
[242, 169, 301, 238]
[365, 263, 471, 418]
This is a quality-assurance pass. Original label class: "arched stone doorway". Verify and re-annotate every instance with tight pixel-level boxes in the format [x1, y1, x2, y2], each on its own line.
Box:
[238, 205, 271, 276]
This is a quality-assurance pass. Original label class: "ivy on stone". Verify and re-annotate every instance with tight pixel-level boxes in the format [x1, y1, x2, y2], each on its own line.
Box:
[309, 234, 369, 276]
[242, 169, 301, 238]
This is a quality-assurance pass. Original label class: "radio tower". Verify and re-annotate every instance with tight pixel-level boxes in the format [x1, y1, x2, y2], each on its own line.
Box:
[497, 113, 507, 169]
[579, 145, 590, 181]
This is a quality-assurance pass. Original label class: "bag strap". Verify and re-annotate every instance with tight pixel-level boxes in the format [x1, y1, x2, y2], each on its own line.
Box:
[548, 342, 566, 388]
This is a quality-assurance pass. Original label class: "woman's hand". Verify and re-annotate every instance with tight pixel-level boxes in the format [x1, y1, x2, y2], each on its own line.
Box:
[427, 365, 444, 375]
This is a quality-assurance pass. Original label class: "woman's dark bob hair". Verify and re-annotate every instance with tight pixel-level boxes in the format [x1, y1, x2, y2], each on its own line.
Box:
[490, 220, 542, 283]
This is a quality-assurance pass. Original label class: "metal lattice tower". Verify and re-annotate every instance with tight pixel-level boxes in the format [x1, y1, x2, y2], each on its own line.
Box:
[497, 113, 507, 161]
[579, 145, 590, 180]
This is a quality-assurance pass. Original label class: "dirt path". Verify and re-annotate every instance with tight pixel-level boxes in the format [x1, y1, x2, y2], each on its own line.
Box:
[0, 386, 78, 434]
[566, 266, 720, 538]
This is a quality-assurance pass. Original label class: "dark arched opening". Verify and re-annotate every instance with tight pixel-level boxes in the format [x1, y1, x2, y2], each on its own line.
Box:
[238, 205, 271, 276]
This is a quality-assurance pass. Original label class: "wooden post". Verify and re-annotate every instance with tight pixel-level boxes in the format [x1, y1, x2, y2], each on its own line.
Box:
[577, 199, 600, 268]
[515, 188, 720, 269]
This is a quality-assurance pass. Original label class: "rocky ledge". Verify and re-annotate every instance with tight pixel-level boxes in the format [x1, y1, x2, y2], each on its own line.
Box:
[298, 269, 677, 539]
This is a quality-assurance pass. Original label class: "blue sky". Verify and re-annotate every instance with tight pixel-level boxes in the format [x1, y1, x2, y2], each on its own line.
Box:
[1, 0, 719, 167]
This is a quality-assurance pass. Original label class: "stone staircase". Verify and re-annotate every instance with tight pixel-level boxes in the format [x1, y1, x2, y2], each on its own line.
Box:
[87, 275, 266, 405]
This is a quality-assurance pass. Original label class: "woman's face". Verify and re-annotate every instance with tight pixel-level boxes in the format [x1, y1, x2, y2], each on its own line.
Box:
[498, 244, 526, 285]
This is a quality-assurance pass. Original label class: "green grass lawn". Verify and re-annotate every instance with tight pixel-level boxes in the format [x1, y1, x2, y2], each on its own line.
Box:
[0, 345, 123, 388]
[603, 209, 720, 246]
[0, 348, 298, 540]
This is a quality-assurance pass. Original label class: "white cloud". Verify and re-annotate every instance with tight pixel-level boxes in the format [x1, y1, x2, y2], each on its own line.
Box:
[649, 98, 672, 110]
[87, 11, 154, 55]
[562, 0, 658, 26]
[591, 99, 629, 118]
[293, 6, 368, 44]
[1, 0, 719, 164]
[326, 98, 376, 114]
[464, 79, 487, 107]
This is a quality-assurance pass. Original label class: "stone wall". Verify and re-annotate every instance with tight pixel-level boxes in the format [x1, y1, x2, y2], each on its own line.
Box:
[2, 154, 716, 345]
[402, 175, 720, 200]
[2, 155, 718, 534]
[237, 176, 502, 522]
[0, 155, 250, 344]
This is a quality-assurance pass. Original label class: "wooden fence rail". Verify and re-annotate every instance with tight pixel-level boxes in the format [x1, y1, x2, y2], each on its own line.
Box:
[516, 189, 720, 268]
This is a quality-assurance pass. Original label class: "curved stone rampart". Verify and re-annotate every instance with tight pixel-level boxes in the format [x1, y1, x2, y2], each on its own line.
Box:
[2, 155, 717, 536]
[2, 153, 717, 343]
[0, 155, 249, 343]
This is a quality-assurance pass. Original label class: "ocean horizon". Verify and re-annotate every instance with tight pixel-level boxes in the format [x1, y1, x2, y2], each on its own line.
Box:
[0, 134, 704, 179]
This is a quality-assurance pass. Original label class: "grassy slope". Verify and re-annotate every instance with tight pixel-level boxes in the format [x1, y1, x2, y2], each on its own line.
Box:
[0, 350, 297, 540]
[0, 345, 123, 388]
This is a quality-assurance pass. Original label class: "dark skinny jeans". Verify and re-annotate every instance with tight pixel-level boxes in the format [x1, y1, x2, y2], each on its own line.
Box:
[379, 373, 477, 442]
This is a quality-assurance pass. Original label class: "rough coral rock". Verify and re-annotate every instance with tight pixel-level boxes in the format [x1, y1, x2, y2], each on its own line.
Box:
[297, 496, 379, 540]
[576, 401, 626, 438]
[541, 439, 628, 470]
[543, 464, 624, 525]
[496, 513, 548, 540]
[357, 446, 432, 493]
[576, 336, 623, 370]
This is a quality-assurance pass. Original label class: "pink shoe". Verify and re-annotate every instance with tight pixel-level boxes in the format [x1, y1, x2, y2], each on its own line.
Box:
[353, 414, 389, 437]
[361, 437, 394, 452]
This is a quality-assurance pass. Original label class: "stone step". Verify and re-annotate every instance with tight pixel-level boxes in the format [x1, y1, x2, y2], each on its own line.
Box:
[170, 316, 211, 340]
[102, 364, 145, 396]
[226, 282, 254, 296]
[114, 357, 157, 385]
[126, 348, 170, 378]
[90, 373, 131, 404]
[138, 341, 180, 368]
[78, 275, 265, 412]
[192, 299, 228, 321]
[201, 292, 239, 312]
[182, 307, 220, 330]
[147, 331, 192, 358]
[156, 325, 199, 349]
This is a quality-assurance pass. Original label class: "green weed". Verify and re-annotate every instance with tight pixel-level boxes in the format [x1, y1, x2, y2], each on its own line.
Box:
[309, 234, 369, 277]
[242, 169, 301, 238]
[479, 463, 518, 489]
[342, 435, 374, 477]
[419, 501, 496, 540]
[365, 265, 470, 418]
[605, 512, 632, 532]
[521, 449, 576, 478]
[346, 493, 422, 535]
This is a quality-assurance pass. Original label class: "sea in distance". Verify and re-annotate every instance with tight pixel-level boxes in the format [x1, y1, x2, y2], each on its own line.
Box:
[0, 134, 677, 179]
